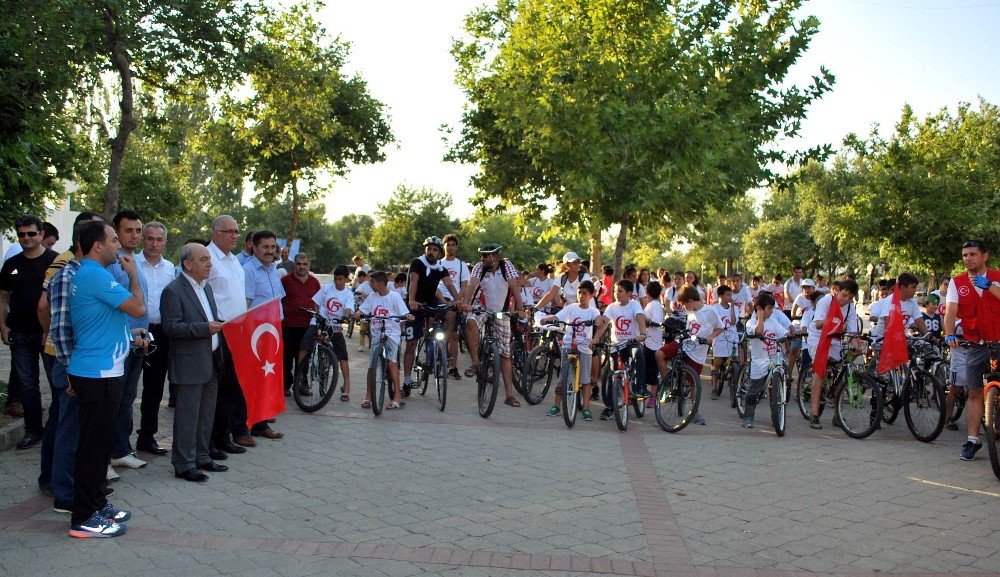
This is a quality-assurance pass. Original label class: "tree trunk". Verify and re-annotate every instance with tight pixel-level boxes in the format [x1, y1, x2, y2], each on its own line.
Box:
[613, 215, 629, 281]
[103, 7, 136, 221]
[589, 228, 602, 278]
[287, 177, 300, 245]
[725, 257, 732, 277]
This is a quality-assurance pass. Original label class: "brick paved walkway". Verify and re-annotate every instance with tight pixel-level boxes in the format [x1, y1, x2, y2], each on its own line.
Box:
[1, 335, 998, 577]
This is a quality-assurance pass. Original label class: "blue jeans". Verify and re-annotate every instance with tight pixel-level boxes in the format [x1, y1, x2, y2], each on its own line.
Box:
[38, 354, 59, 486]
[112, 349, 144, 459]
[11, 332, 45, 435]
[50, 362, 78, 505]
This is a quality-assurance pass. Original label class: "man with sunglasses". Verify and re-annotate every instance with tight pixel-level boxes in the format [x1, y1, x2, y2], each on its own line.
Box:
[944, 240, 1000, 461]
[0, 215, 58, 449]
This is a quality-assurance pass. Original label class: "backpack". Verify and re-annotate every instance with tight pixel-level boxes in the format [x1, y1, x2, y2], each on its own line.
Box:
[474, 258, 514, 311]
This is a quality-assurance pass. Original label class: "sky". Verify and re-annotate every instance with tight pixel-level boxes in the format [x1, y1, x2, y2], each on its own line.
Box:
[313, 0, 1000, 222]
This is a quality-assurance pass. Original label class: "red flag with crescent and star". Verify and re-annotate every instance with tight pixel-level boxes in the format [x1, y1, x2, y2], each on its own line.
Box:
[222, 297, 285, 427]
[812, 296, 845, 377]
[877, 284, 910, 374]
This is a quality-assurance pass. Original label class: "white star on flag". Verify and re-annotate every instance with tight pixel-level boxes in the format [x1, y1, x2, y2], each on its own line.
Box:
[261, 360, 276, 376]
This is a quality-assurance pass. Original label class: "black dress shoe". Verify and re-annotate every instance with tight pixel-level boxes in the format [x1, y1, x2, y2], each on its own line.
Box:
[219, 440, 247, 454]
[16, 433, 42, 450]
[197, 461, 229, 472]
[208, 449, 228, 461]
[137, 440, 169, 456]
[175, 469, 209, 482]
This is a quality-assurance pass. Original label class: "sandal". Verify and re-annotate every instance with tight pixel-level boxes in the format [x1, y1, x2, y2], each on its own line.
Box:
[504, 396, 521, 408]
[464, 366, 478, 378]
[340, 393, 350, 402]
[361, 400, 371, 408]
[387, 401, 406, 410]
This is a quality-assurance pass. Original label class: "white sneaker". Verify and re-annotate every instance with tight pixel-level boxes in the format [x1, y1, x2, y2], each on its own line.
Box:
[106, 465, 120, 482]
[110, 453, 147, 469]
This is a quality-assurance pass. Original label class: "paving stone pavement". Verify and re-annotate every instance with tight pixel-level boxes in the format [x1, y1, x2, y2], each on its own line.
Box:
[1, 332, 998, 577]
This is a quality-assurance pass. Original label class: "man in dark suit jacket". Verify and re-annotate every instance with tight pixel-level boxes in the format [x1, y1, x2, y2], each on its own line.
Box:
[160, 243, 228, 482]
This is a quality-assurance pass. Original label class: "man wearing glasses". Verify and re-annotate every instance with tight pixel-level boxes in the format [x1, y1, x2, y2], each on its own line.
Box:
[0, 215, 58, 449]
[944, 240, 1000, 461]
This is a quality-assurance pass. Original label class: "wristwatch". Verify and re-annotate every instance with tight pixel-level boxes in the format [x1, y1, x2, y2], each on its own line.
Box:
[991, 281, 1000, 289]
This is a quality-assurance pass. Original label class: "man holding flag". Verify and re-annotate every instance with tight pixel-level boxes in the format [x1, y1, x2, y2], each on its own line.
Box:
[944, 240, 1000, 461]
[806, 280, 860, 429]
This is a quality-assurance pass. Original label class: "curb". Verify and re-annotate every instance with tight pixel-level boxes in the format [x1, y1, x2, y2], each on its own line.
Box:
[0, 418, 24, 453]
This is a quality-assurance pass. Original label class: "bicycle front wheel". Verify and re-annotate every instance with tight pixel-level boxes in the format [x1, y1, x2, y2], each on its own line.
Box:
[434, 340, 448, 412]
[630, 369, 646, 420]
[796, 364, 815, 420]
[611, 372, 628, 432]
[369, 346, 388, 416]
[903, 368, 945, 443]
[293, 344, 338, 413]
[521, 345, 553, 405]
[561, 355, 579, 428]
[882, 369, 904, 425]
[833, 371, 882, 439]
[417, 337, 430, 396]
[735, 363, 749, 419]
[985, 386, 1000, 481]
[769, 371, 786, 437]
[655, 365, 701, 433]
[478, 345, 500, 418]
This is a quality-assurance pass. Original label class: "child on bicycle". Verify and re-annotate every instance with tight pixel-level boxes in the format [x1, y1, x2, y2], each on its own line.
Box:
[354, 271, 414, 410]
[307, 264, 355, 402]
[643, 281, 667, 409]
[660, 286, 723, 425]
[744, 292, 789, 428]
[599, 279, 648, 421]
[539, 280, 609, 420]
[709, 285, 738, 399]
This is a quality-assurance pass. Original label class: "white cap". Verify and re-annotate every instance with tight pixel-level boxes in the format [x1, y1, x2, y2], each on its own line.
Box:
[801, 279, 816, 287]
[562, 251, 582, 263]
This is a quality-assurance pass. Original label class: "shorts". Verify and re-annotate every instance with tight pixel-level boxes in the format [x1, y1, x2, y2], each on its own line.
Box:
[712, 333, 735, 359]
[471, 312, 513, 358]
[950, 345, 967, 387]
[299, 326, 348, 362]
[369, 337, 400, 367]
[963, 345, 992, 390]
[404, 310, 428, 343]
[643, 345, 660, 385]
[660, 341, 704, 375]
[555, 348, 593, 392]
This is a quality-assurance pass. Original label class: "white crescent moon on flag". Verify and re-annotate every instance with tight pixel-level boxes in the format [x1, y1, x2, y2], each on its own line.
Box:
[250, 323, 280, 360]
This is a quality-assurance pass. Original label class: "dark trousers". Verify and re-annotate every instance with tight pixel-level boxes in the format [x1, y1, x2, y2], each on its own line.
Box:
[112, 349, 144, 458]
[282, 326, 307, 391]
[213, 342, 249, 442]
[11, 332, 45, 435]
[51, 361, 78, 505]
[745, 376, 768, 421]
[5, 363, 21, 406]
[138, 323, 171, 443]
[70, 375, 123, 525]
[172, 376, 219, 473]
[39, 354, 60, 486]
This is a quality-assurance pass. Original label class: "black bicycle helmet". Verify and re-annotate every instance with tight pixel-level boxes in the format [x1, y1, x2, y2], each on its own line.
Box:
[478, 242, 502, 254]
[423, 236, 444, 251]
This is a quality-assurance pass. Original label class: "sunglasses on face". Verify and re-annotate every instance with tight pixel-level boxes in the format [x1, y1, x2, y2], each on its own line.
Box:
[17, 231, 39, 238]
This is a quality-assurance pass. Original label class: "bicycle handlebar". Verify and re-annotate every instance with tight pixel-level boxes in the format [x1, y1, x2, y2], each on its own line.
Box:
[542, 319, 596, 328]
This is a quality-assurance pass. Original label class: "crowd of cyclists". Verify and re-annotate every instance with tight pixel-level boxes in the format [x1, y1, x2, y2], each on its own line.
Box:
[299, 235, 1000, 482]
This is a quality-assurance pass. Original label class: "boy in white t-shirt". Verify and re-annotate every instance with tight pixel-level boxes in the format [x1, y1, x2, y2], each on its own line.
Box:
[744, 292, 789, 428]
[660, 286, 724, 425]
[599, 279, 648, 421]
[642, 281, 667, 409]
[708, 285, 738, 399]
[306, 265, 355, 401]
[354, 276, 374, 351]
[539, 280, 609, 420]
[806, 280, 860, 429]
[354, 271, 414, 410]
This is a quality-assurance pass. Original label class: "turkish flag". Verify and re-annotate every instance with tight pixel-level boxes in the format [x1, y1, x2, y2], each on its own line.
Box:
[877, 284, 910, 374]
[812, 296, 845, 377]
[222, 297, 285, 427]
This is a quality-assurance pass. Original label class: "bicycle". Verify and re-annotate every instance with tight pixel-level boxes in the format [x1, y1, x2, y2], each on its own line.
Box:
[293, 307, 345, 413]
[603, 337, 646, 432]
[412, 303, 451, 411]
[359, 313, 409, 416]
[654, 321, 704, 433]
[830, 332, 884, 439]
[472, 306, 522, 418]
[743, 332, 795, 436]
[510, 313, 540, 403]
[898, 335, 947, 442]
[521, 307, 564, 405]
[540, 318, 596, 428]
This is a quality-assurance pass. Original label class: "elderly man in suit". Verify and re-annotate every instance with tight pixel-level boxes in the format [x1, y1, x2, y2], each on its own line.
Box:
[160, 243, 228, 482]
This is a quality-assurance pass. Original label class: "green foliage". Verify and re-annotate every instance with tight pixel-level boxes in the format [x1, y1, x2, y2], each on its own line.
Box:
[369, 186, 461, 268]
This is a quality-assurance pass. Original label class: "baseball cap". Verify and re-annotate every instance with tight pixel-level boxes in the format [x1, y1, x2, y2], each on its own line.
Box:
[801, 279, 816, 287]
[562, 251, 582, 263]
[925, 293, 940, 304]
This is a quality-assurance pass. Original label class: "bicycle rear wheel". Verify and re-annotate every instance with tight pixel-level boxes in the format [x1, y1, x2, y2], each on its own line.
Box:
[611, 372, 628, 432]
[369, 346, 388, 416]
[293, 344, 338, 413]
[478, 345, 500, 418]
[561, 356, 579, 428]
[985, 386, 1000, 481]
[834, 371, 882, 439]
[434, 341, 448, 412]
[903, 368, 945, 442]
[769, 371, 786, 437]
[655, 364, 701, 433]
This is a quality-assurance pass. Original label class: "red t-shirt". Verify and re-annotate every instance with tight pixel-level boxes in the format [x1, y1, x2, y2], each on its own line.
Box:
[281, 273, 321, 328]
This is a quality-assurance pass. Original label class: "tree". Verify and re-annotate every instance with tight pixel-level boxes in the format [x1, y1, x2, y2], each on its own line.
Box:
[207, 1, 393, 245]
[459, 210, 588, 270]
[369, 186, 461, 268]
[450, 0, 834, 276]
[683, 193, 758, 276]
